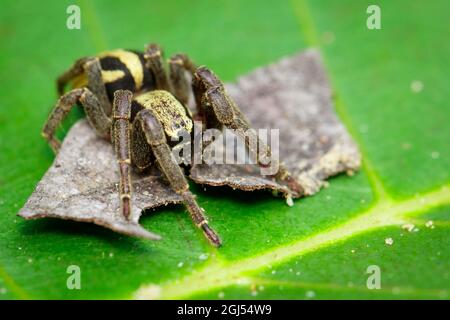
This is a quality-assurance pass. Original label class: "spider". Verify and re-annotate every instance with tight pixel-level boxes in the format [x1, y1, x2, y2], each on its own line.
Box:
[42, 43, 302, 247]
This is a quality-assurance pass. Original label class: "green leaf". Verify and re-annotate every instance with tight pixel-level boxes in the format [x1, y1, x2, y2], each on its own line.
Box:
[0, 0, 448, 299]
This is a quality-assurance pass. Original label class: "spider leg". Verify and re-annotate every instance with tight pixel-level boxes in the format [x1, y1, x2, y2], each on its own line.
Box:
[84, 58, 112, 115]
[56, 57, 90, 95]
[193, 66, 303, 197]
[168, 53, 197, 106]
[131, 101, 221, 247]
[42, 87, 111, 153]
[111, 90, 133, 220]
[144, 43, 172, 92]
[57, 57, 111, 115]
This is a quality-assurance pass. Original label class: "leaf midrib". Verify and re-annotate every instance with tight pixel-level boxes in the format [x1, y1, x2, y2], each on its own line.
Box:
[0, 265, 30, 299]
[135, 183, 450, 299]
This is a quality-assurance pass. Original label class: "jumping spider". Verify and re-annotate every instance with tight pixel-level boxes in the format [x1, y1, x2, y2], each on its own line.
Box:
[42, 43, 302, 247]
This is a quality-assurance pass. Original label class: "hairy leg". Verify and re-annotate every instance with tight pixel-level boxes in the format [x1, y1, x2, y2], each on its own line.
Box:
[84, 58, 112, 115]
[193, 66, 303, 197]
[42, 88, 111, 153]
[144, 43, 172, 92]
[133, 107, 221, 246]
[168, 53, 196, 106]
[57, 57, 111, 115]
[111, 90, 133, 220]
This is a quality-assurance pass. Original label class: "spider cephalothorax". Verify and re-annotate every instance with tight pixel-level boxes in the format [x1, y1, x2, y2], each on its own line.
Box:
[42, 43, 303, 247]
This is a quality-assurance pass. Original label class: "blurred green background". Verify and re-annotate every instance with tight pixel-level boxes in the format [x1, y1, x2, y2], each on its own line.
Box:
[0, 0, 448, 299]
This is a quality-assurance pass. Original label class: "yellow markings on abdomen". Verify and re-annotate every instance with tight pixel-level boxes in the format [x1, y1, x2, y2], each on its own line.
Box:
[135, 90, 193, 139]
[98, 49, 144, 90]
[101, 69, 126, 83]
[69, 69, 126, 88]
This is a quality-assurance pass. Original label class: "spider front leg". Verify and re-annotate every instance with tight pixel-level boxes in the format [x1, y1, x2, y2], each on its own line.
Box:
[112, 90, 133, 220]
[131, 103, 222, 247]
[193, 66, 304, 198]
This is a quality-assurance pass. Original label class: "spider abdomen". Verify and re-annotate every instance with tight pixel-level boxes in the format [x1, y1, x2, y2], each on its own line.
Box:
[71, 49, 155, 101]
